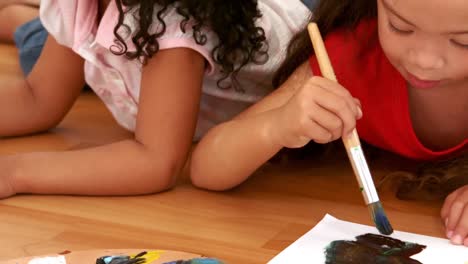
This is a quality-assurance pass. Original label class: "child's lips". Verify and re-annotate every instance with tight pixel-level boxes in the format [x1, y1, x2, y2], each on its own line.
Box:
[406, 72, 441, 89]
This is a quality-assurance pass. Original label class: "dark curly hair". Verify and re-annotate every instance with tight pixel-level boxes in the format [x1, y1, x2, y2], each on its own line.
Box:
[111, 0, 268, 91]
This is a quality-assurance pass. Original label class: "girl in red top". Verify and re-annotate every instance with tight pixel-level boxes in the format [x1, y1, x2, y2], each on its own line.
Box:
[190, 0, 468, 246]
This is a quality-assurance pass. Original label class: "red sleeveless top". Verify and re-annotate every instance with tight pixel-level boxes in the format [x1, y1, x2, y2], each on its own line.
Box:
[309, 19, 467, 160]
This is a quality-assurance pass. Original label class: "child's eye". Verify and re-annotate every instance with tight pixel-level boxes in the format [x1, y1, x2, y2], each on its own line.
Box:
[450, 39, 468, 50]
[388, 21, 413, 35]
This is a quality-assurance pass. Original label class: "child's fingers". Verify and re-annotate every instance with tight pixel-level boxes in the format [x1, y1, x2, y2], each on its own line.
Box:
[306, 104, 343, 141]
[300, 118, 333, 144]
[309, 77, 361, 119]
[447, 189, 468, 245]
[354, 98, 362, 108]
[451, 204, 468, 245]
[314, 90, 357, 137]
[441, 189, 460, 221]
[452, 207, 468, 246]
[446, 200, 465, 239]
[353, 98, 363, 119]
[310, 76, 351, 97]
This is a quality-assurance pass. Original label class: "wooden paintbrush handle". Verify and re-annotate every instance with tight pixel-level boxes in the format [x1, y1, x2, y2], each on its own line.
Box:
[306, 23, 361, 149]
[307, 23, 380, 206]
[307, 23, 338, 82]
[307, 26, 392, 234]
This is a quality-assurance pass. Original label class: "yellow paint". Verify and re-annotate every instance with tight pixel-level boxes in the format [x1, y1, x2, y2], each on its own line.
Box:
[130, 250, 165, 263]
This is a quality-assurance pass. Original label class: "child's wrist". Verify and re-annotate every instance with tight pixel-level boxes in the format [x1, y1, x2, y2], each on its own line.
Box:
[262, 109, 284, 150]
[0, 155, 23, 198]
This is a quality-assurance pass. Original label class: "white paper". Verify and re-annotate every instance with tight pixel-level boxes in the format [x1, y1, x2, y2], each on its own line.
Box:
[269, 214, 468, 264]
[27, 256, 66, 264]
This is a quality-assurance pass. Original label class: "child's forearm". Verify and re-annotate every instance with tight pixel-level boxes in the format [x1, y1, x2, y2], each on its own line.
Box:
[190, 109, 282, 191]
[189, 63, 308, 191]
[20, 0, 40, 6]
[7, 139, 178, 196]
[0, 0, 40, 8]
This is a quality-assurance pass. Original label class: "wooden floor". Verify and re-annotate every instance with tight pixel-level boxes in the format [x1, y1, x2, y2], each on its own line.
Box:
[0, 44, 445, 263]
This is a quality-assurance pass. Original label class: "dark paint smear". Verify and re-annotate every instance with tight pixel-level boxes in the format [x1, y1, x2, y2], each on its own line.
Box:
[325, 233, 427, 264]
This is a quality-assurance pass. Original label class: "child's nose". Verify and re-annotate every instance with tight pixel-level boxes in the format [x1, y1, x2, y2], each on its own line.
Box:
[408, 49, 444, 71]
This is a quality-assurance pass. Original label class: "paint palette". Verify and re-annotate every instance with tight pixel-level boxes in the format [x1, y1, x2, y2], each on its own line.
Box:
[2, 249, 223, 264]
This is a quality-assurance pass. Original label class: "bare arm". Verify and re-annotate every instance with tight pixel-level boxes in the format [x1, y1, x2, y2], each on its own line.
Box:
[190, 60, 362, 191]
[19, 0, 40, 6]
[0, 0, 40, 8]
[4, 47, 205, 197]
[0, 35, 85, 136]
[190, 62, 312, 191]
[0, 2, 39, 42]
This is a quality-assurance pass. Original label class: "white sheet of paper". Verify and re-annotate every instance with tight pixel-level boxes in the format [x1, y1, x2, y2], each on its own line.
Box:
[269, 214, 468, 264]
[27, 256, 66, 264]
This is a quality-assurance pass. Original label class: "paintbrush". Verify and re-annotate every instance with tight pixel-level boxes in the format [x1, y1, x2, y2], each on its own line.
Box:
[307, 23, 394, 235]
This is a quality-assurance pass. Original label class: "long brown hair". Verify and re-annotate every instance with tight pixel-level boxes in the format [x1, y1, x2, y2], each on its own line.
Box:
[272, 0, 377, 88]
[378, 153, 468, 201]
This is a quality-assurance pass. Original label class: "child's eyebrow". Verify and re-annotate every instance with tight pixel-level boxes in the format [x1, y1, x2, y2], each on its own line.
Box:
[382, 0, 416, 27]
[382, 0, 468, 35]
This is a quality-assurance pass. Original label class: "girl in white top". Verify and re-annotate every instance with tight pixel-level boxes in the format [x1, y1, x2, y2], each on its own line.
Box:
[0, 0, 310, 198]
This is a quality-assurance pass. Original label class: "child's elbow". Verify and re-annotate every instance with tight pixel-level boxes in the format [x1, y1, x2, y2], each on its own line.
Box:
[13, 112, 66, 136]
[144, 162, 180, 193]
[190, 165, 234, 192]
[41, 114, 67, 131]
[28, 108, 70, 134]
[131, 155, 178, 194]
[190, 171, 209, 190]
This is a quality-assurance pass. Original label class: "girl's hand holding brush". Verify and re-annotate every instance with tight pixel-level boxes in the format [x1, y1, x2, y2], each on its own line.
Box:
[268, 76, 362, 149]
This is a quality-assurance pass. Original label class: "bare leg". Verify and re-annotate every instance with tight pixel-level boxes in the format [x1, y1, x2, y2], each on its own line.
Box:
[0, 4, 39, 43]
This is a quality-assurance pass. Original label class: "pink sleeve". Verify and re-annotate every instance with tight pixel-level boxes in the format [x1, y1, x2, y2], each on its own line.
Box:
[39, 0, 96, 51]
[158, 38, 216, 75]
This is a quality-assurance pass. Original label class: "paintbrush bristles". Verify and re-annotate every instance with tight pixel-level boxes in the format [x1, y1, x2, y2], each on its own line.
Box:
[369, 202, 394, 235]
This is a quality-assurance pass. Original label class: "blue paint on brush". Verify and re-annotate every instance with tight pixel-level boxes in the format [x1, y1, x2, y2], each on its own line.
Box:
[375, 210, 392, 234]
[370, 202, 393, 235]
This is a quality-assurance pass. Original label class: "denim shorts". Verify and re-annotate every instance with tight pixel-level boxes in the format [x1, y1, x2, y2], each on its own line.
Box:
[14, 17, 47, 75]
